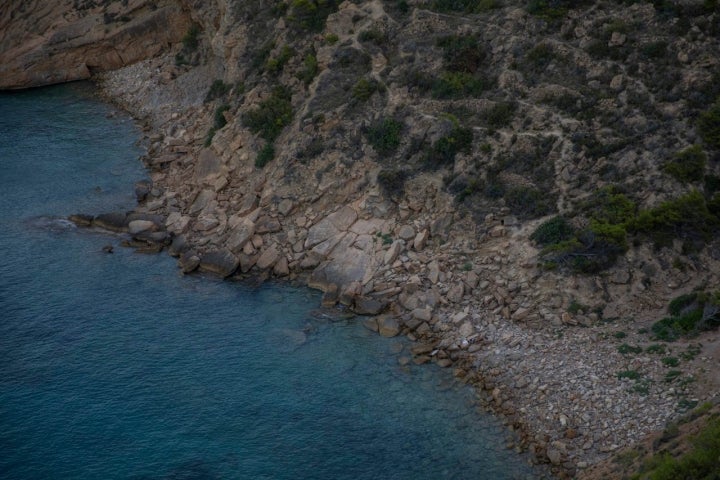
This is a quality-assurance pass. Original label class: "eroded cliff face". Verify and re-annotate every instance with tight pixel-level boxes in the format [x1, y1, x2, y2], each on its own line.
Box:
[0, 0, 192, 89]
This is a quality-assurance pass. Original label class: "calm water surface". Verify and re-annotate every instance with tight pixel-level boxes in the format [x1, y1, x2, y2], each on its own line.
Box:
[0, 83, 537, 479]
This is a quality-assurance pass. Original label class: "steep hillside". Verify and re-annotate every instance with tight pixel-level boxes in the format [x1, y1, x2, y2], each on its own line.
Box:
[4, 0, 720, 478]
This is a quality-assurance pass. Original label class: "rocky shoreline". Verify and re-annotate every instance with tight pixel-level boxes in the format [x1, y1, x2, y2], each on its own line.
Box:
[15, 0, 711, 477]
[58, 62, 713, 479]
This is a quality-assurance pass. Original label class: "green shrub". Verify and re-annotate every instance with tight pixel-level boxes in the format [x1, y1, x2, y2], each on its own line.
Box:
[632, 190, 720, 249]
[668, 292, 699, 316]
[252, 40, 276, 71]
[243, 86, 293, 142]
[525, 43, 557, 71]
[431, 72, 491, 99]
[352, 77, 382, 102]
[424, 126, 473, 168]
[298, 53, 319, 84]
[205, 80, 231, 103]
[641, 41, 668, 58]
[636, 417, 720, 480]
[618, 370, 641, 380]
[651, 291, 720, 341]
[646, 344, 666, 354]
[436, 35, 486, 74]
[484, 102, 516, 129]
[377, 169, 409, 198]
[618, 343, 643, 355]
[505, 186, 556, 219]
[697, 97, 720, 149]
[213, 104, 230, 130]
[530, 216, 575, 245]
[358, 27, 386, 44]
[426, 0, 500, 13]
[367, 118, 403, 156]
[288, 0, 340, 33]
[526, 0, 591, 19]
[662, 356, 680, 367]
[581, 186, 636, 225]
[182, 24, 200, 51]
[324, 33, 339, 44]
[538, 224, 627, 273]
[663, 145, 707, 183]
[265, 45, 295, 75]
[255, 143, 275, 168]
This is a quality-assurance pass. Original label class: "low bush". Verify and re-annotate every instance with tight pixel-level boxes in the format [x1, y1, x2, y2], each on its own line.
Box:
[651, 291, 720, 341]
[352, 77, 382, 102]
[298, 53, 319, 84]
[243, 86, 293, 142]
[204, 104, 230, 147]
[358, 27, 386, 44]
[426, 0, 500, 13]
[436, 34, 486, 74]
[632, 190, 719, 250]
[633, 416, 720, 479]
[663, 145, 707, 183]
[265, 45, 294, 75]
[697, 97, 720, 149]
[424, 126, 473, 168]
[366, 118, 403, 156]
[182, 24, 200, 51]
[484, 102, 516, 129]
[288, 0, 340, 33]
[377, 169, 409, 198]
[205, 80, 231, 103]
[255, 143, 275, 168]
[530, 216, 575, 245]
[504, 186, 556, 219]
[431, 72, 492, 99]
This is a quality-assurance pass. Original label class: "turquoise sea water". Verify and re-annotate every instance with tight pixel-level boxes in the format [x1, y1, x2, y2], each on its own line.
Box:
[0, 84, 536, 479]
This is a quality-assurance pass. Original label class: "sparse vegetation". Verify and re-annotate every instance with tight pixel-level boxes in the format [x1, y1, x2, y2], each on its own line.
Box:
[663, 145, 707, 183]
[243, 86, 293, 142]
[697, 97, 720, 149]
[352, 77, 382, 102]
[424, 125, 473, 168]
[366, 118, 403, 156]
[630, 416, 720, 480]
[651, 291, 720, 341]
[204, 80, 231, 103]
[426, 0, 500, 13]
[288, 0, 340, 33]
[256, 143, 275, 168]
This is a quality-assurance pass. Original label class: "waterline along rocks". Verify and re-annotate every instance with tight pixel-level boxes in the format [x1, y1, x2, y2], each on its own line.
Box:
[8, 0, 720, 478]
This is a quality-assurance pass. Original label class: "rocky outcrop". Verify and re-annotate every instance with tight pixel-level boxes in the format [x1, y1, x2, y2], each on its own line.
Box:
[0, 0, 191, 89]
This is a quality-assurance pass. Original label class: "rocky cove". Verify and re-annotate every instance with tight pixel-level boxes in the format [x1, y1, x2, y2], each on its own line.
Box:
[5, 0, 720, 478]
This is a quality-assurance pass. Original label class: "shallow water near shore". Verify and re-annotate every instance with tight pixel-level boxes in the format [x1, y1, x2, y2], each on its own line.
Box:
[0, 83, 537, 479]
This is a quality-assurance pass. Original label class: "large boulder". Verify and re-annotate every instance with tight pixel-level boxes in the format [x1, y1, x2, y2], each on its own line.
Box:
[93, 212, 128, 232]
[198, 249, 239, 278]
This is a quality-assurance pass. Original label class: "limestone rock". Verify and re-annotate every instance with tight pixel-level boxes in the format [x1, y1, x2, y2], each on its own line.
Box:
[198, 248, 239, 278]
[398, 224, 415, 241]
[354, 296, 385, 315]
[377, 315, 400, 337]
[256, 245, 280, 270]
[128, 219, 156, 235]
[226, 218, 255, 253]
[384, 240, 404, 265]
[413, 229, 429, 251]
[447, 282, 465, 303]
[93, 212, 127, 232]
